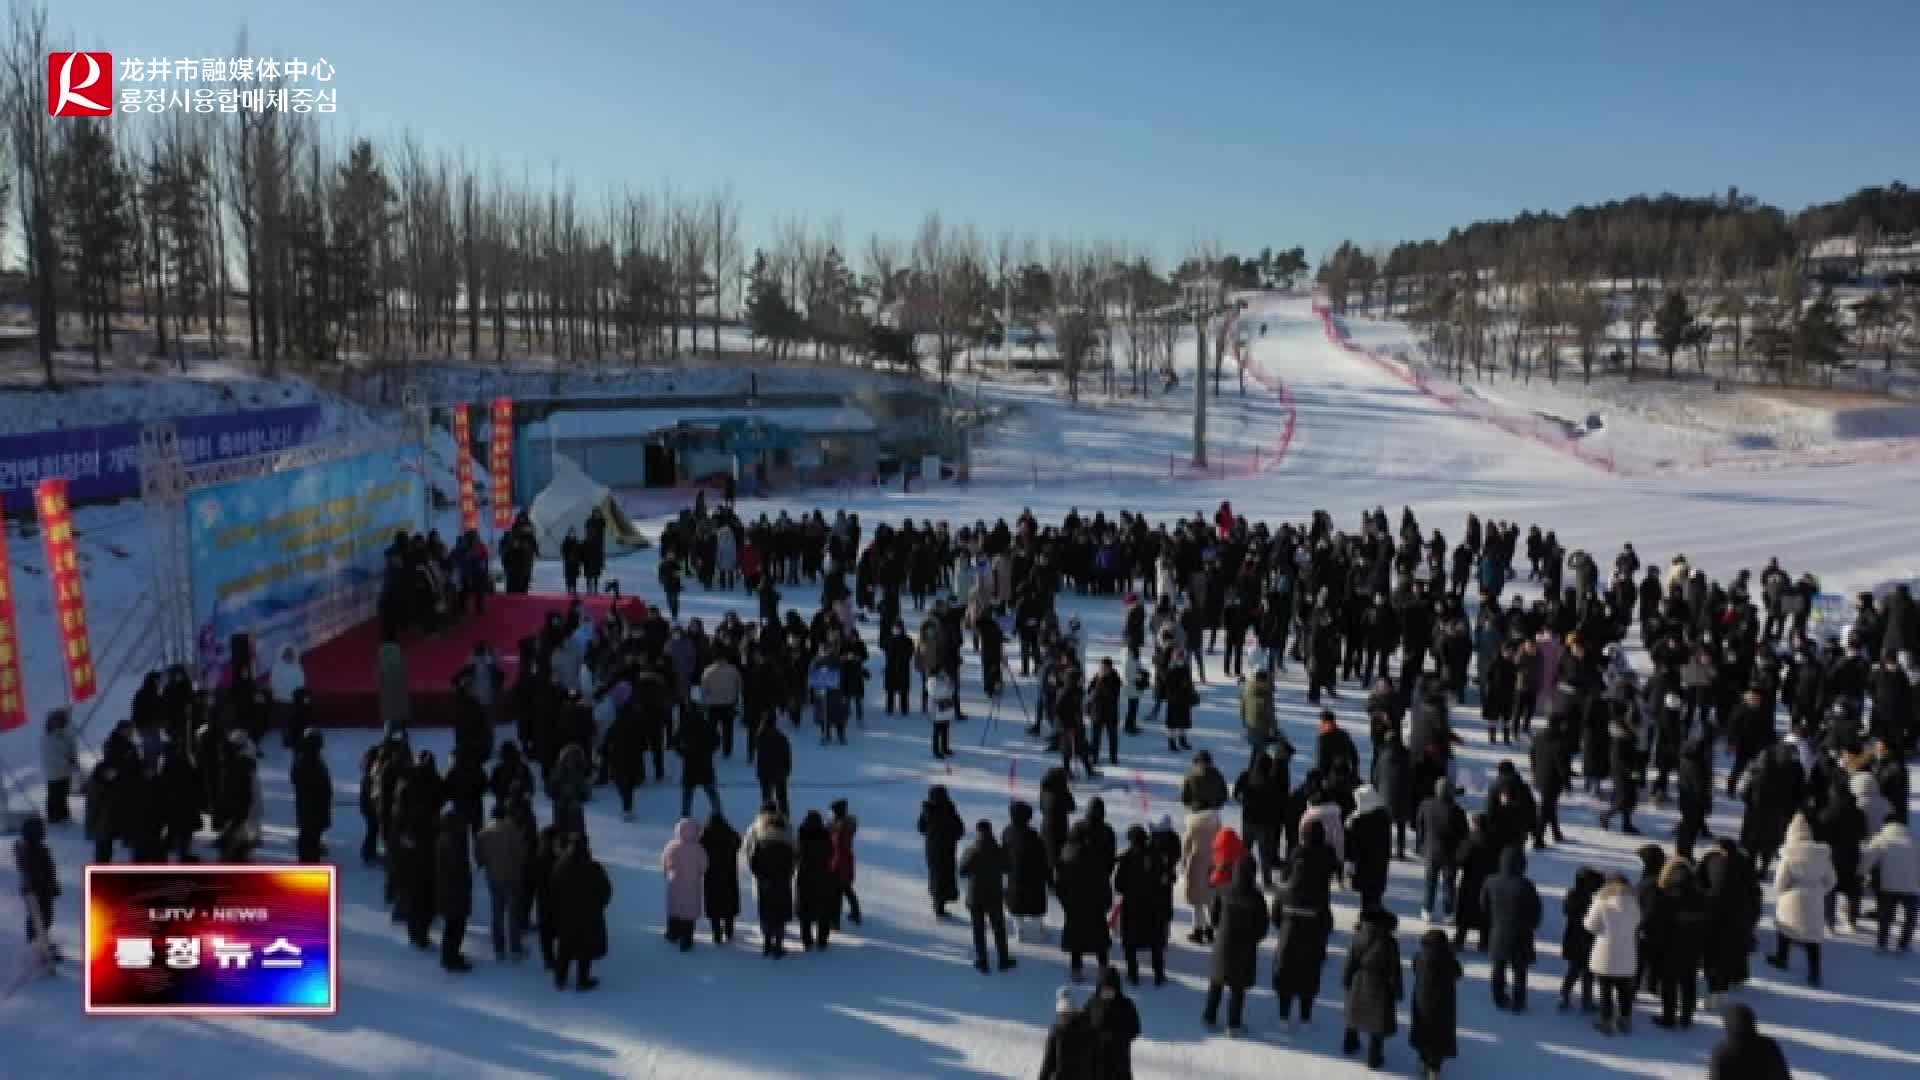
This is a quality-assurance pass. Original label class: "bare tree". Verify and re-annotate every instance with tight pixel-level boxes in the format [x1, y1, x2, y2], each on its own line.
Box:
[707, 187, 741, 354]
[5, 0, 60, 383]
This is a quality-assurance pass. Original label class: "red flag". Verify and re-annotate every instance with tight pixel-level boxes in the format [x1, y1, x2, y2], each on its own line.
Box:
[36, 479, 95, 703]
[0, 507, 26, 730]
[489, 398, 515, 530]
[451, 404, 478, 534]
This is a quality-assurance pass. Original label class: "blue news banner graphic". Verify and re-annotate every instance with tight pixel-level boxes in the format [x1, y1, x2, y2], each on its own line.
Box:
[0, 404, 324, 512]
[186, 442, 423, 683]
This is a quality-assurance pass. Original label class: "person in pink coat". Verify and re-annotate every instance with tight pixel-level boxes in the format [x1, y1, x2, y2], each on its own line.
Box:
[662, 817, 709, 952]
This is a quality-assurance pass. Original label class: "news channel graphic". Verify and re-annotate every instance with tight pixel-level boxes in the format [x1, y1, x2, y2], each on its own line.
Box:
[84, 866, 337, 1016]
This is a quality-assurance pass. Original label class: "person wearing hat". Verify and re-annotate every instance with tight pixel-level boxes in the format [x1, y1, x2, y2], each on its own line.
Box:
[1038, 986, 1097, 1079]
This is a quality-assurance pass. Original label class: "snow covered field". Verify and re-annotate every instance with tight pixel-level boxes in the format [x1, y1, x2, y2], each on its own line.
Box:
[1, 293, 1918, 1078]
[1332, 312, 1920, 475]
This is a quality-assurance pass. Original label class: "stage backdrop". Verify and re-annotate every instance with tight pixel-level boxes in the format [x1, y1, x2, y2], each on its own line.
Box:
[186, 442, 423, 684]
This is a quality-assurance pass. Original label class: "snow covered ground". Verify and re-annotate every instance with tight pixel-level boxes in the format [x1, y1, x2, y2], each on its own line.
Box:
[1332, 313, 1920, 475]
[1, 293, 1918, 1077]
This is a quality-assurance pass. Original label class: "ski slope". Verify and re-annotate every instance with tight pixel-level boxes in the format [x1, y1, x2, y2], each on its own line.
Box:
[2, 291, 1918, 1078]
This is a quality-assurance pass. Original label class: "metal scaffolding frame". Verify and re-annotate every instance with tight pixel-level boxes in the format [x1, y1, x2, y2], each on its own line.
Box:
[142, 421, 429, 677]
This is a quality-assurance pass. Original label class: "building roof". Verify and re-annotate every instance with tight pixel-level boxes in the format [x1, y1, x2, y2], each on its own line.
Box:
[523, 404, 878, 441]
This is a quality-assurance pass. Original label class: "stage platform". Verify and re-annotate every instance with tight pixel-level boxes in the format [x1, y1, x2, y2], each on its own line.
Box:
[304, 592, 639, 728]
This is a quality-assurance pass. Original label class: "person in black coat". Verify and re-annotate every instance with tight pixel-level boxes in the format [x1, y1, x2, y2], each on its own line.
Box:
[1649, 856, 1708, 1028]
[676, 719, 722, 820]
[1058, 821, 1114, 980]
[1202, 855, 1268, 1033]
[795, 811, 838, 950]
[918, 785, 965, 918]
[1085, 966, 1142, 1080]
[747, 814, 797, 958]
[754, 718, 792, 820]
[1347, 787, 1394, 911]
[1003, 801, 1051, 940]
[1599, 722, 1644, 834]
[1708, 1003, 1792, 1080]
[1372, 732, 1417, 857]
[701, 813, 741, 944]
[1699, 840, 1760, 1003]
[1674, 738, 1714, 860]
[290, 731, 333, 863]
[1271, 821, 1336, 1028]
[435, 807, 475, 972]
[1343, 906, 1403, 1069]
[1233, 751, 1289, 885]
[1529, 720, 1571, 846]
[546, 831, 612, 989]
[959, 820, 1014, 973]
[1415, 779, 1467, 919]
[1037, 988, 1099, 1080]
[1409, 928, 1462, 1075]
[12, 816, 58, 965]
[1039, 768, 1076, 888]
[1452, 815, 1498, 953]
[1560, 866, 1604, 1011]
[1112, 826, 1168, 986]
[1482, 844, 1542, 1011]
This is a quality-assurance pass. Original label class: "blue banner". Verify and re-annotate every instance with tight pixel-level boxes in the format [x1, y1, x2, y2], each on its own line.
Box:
[0, 405, 325, 511]
[186, 443, 423, 684]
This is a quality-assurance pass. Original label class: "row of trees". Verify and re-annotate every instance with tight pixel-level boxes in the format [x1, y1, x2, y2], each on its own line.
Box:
[1317, 187, 1920, 385]
[4, 2, 1285, 401]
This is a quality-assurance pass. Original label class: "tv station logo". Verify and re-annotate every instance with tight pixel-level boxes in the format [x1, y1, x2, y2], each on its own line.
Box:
[84, 866, 337, 1015]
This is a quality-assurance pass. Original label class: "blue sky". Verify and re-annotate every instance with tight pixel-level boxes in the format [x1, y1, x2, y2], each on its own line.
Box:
[48, 0, 1920, 268]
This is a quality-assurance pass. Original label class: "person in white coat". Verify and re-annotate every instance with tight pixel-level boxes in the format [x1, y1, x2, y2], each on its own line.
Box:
[1768, 812, 1836, 986]
[1181, 809, 1220, 944]
[40, 708, 79, 824]
[1121, 652, 1147, 735]
[1583, 873, 1642, 1035]
[1859, 820, 1919, 953]
[1851, 769, 1891, 836]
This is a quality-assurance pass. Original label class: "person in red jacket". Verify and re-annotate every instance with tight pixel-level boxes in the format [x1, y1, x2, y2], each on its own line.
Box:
[830, 799, 862, 928]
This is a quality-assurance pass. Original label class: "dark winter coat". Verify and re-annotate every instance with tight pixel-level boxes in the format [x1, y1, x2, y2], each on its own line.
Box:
[918, 794, 965, 904]
[796, 816, 839, 923]
[1481, 845, 1542, 965]
[1700, 847, 1761, 985]
[1415, 783, 1467, 868]
[747, 826, 797, 926]
[1041, 778, 1077, 878]
[701, 818, 742, 921]
[1208, 857, 1268, 988]
[1561, 868, 1604, 970]
[1453, 829, 1499, 934]
[435, 809, 473, 921]
[1372, 740, 1416, 823]
[547, 847, 613, 959]
[290, 747, 333, 835]
[1343, 907, 1403, 1036]
[1709, 1004, 1792, 1080]
[1113, 843, 1170, 949]
[959, 830, 1007, 910]
[1530, 725, 1572, 797]
[1409, 930, 1462, 1063]
[1084, 977, 1142, 1080]
[1058, 828, 1114, 955]
[1346, 806, 1393, 898]
[1037, 1012, 1099, 1080]
[1648, 860, 1709, 977]
[1002, 806, 1051, 917]
[1270, 854, 1333, 999]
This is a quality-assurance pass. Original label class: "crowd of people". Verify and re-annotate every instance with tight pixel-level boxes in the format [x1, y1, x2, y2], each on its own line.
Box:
[17, 492, 1919, 1079]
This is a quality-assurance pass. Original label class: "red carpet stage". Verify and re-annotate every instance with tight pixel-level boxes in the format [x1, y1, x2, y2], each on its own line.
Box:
[304, 593, 642, 728]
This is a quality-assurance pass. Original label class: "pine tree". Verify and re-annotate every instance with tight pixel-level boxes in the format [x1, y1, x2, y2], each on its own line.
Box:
[1653, 289, 1696, 378]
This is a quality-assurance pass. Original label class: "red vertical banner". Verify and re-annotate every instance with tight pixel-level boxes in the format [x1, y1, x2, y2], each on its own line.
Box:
[36, 479, 96, 703]
[489, 397, 515, 531]
[0, 508, 27, 731]
[450, 404, 478, 535]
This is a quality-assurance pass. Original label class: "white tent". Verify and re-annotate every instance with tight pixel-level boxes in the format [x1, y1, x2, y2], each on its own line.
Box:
[527, 453, 648, 558]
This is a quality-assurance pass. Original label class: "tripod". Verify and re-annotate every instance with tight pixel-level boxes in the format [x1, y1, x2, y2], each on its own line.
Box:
[980, 659, 1033, 747]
